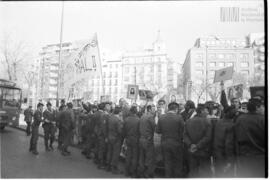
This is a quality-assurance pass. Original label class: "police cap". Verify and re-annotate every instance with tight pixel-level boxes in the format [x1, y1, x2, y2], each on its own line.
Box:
[37, 102, 44, 108]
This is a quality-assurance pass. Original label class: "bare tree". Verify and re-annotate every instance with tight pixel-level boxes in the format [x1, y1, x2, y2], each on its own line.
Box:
[190, 79, 213, 104]
[0, 33, 29, 82]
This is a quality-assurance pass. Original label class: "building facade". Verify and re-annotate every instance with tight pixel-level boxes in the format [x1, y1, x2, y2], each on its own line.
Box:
[121, 32, 179, 104]
[38, 40, 90, 105]
[183, 36, 255, 103]
[247, 33, 265, 86]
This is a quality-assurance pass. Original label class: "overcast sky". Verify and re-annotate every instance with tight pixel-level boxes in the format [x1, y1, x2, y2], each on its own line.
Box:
[1, 1, 264, 63]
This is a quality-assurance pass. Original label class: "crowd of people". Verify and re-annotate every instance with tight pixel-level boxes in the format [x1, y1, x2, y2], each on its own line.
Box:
[23, 83, 265, 178]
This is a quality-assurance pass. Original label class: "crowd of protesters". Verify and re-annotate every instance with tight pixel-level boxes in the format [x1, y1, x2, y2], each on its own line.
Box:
[24, 82, 265, 178]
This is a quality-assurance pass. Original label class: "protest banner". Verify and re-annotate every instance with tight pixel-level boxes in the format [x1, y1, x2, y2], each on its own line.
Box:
[214, 66, 234, 83]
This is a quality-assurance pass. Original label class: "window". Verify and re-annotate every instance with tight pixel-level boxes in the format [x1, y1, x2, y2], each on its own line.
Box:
[115, 79, 118, 85]
[196, 70, 203, 75]
[114, 87, 118, 93]
[158, 64, 162, 72]
[209, 70, 215, 77]
[209, 62, 216, 67]
[196, 62, 203, 67]
[195, 79, 203, 84]
[124, 76, 129, 82]
[218, 62, 225, 67]
[227, 62, 234, 67]
[124, 67, 129, 73]
[241, 70, 249, 76]
[226, 54, 234, 59]
[92, 56, 96, 68]
[103, 72, 106, 77]
[240, 62, 249, 68]
[150, 65, 154, 72]
[114, 72, 118, 77]
[195, 54, 203, 59]
[116, 64, 118, 68]
[240, 53, 248, 59]
[208, 53, 216, 59]
[109, 72, 112, 77]
[218, 54, 225, 59]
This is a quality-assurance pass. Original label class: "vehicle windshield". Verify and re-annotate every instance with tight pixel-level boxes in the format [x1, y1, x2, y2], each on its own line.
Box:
[0, 87, 21, 108]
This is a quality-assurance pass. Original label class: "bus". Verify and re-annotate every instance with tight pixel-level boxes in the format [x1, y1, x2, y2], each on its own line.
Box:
[0, 79, 22, 129]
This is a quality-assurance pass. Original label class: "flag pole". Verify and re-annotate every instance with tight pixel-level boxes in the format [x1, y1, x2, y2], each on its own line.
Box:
[95, 33, 105, 98]
[56, 1, 64, 107]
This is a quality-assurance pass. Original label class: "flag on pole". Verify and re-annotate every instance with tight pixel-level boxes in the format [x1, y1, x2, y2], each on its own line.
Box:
[214, 66, 234, 83]
[74, 33, 101, 73]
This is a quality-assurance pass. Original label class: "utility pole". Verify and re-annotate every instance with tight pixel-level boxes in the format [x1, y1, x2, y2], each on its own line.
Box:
[56, 1, 64, 107]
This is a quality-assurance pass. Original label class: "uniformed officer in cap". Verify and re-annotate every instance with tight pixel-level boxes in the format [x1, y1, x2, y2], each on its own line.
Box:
[42, 102, 57, 151]
[29, 102, 44, 155]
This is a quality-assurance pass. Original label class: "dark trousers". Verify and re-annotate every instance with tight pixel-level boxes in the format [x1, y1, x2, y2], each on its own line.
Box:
[187, 153, 211, 177]
[43, 123, 56, 148]
[138, 139, 155, 177]
[29, 126, 39, 152]
[161, 139, 184, 178]
[58, 127, 63, 148]
[97, 136, 107, 166]
[106, 137, 121, 168]
[125, 139, 139, 177]
[62, 128, 73, 152]
[26, 121, 32, 135]
[236, 154, 265, 177]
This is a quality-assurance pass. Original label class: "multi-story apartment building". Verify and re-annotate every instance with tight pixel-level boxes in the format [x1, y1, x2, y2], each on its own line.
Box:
[38, 40, 89, 105]
[87, 56, 123, 103]
[247, 33, 265, 86]
[121, 32, 179, 103]
[183, 36, 254, 103]
[38, 32, 181, 105]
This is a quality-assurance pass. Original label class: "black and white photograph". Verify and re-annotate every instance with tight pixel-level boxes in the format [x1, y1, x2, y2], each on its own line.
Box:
[0, 0, 266, 178]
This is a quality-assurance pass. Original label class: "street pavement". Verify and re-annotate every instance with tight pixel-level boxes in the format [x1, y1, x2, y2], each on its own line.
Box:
[0, 127, 124, 178]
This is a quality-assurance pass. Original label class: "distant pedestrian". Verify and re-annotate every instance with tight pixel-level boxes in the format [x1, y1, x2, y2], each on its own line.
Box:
[24, 105, 34, 136]
[156, 102, 185, 178]
[29, 103, 44, 155]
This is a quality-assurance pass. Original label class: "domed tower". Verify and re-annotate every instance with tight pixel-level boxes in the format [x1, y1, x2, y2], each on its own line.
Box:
[153, 30, 166, 53]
